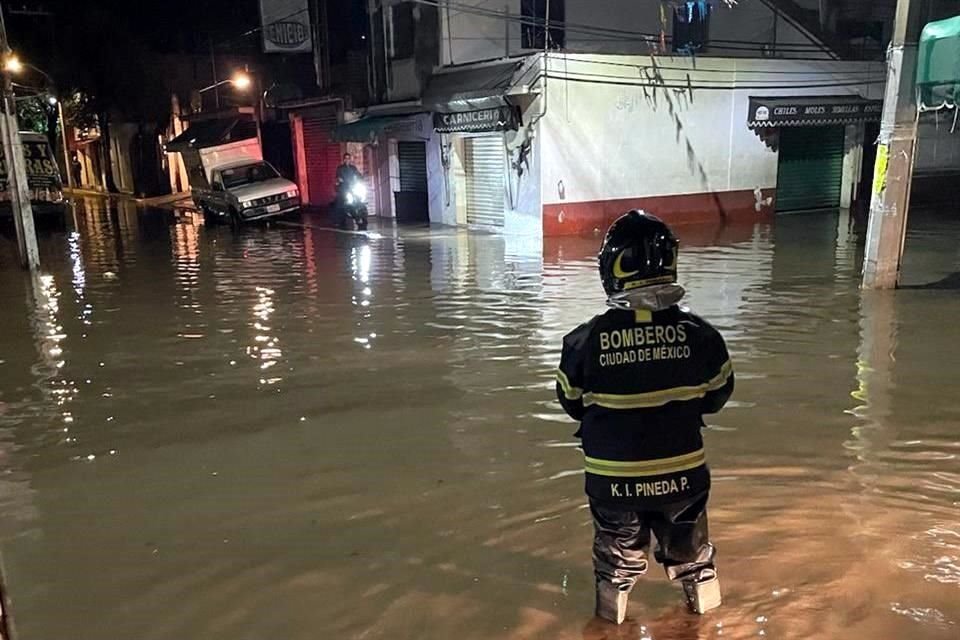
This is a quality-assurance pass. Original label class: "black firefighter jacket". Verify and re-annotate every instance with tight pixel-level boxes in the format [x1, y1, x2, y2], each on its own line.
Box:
[557, 305, 734, 509]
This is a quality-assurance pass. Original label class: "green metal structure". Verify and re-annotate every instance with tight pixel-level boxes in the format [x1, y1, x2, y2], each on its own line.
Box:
[918, 15, 960, 111]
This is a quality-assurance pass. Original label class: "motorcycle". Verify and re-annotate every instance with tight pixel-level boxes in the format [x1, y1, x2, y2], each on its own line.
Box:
[336, 179, 369, 231]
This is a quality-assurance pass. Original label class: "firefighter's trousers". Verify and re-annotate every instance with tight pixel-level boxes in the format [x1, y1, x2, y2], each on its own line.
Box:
[589, 490, 715, 590]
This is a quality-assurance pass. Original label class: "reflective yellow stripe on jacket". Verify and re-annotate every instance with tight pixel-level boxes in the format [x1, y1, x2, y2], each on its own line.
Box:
[585, 449, 706, 477]
[556, 368, 583, 401]
[582, 360, 732, 410]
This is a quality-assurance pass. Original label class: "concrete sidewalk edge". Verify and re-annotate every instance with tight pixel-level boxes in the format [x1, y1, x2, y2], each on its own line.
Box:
[63, 189, 191, 207]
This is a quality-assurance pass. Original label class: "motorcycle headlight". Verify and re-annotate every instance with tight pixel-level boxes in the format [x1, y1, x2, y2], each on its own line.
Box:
[346, 194, 355, 204]
[350, 183, 367, 201]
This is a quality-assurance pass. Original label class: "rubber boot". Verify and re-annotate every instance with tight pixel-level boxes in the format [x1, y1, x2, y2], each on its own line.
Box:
[681, 568, 721, 614]
[596, 582, 630, 624]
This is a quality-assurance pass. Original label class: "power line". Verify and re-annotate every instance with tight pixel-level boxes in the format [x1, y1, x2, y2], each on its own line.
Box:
[213, 6, 310, 50]
[417, 0, 845, 53]
[555, 54, 884, 76]
[529, 70, 885, 91]
[427, 0, 885, 88]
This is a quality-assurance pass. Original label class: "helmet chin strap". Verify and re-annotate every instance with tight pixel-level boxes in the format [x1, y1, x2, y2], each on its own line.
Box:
[607, 284, 686, 312]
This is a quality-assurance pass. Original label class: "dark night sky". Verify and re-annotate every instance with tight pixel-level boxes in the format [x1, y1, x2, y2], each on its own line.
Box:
[8, 0, 365, 71]
[6, 0, 366, 120]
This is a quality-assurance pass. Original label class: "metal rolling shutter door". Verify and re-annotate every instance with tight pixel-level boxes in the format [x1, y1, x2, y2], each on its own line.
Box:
[464, 136, 505, 227]
[776, 126, 845, 213]
[398, 141, 427, 192]
[301, 110, 340, 206]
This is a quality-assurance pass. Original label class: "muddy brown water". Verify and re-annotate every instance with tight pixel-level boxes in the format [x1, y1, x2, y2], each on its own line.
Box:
[0, 200, 957, 639]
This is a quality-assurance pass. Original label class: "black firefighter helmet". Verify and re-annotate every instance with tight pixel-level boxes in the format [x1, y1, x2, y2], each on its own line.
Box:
[598, 210, 679, 297]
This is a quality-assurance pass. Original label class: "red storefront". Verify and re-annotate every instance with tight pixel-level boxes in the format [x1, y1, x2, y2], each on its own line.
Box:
[285, 99, 344, 208]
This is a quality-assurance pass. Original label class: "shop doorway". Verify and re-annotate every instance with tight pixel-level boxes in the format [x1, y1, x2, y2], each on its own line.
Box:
[776, 126, 845, 213]
[395, 141, 428, 223]
[463, 135, 505, 227]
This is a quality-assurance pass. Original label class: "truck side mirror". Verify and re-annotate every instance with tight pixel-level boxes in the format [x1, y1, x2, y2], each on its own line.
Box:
[212, 182, 223, 192]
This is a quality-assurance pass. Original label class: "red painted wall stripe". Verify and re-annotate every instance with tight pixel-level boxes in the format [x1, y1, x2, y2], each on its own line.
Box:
[543, 189, 776, 236]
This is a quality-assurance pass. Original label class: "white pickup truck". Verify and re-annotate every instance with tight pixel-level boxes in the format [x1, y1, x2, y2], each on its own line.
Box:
[170, 128, 300, 224]
[198, 159, 300, 224]
[191, 140, 299, 224]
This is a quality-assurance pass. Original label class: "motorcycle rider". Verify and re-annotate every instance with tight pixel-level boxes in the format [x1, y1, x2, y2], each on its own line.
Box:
[334, 153, 367, 229]
[336, 153, 362, 189]
[556, 211, 734, 624]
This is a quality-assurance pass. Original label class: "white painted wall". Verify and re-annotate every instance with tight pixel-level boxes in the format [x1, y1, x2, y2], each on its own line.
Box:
[427, 133, 456, 226]
[538, 53, 883, 205]
[440, 0, 829, 66]
[840, 123, 865, 209]
[504, 120, 543, 235]
[426, 57, 543, 233]
[915, 117, 960, 175]
[370, 113, 436, 219]
[427, 126, 543, 235]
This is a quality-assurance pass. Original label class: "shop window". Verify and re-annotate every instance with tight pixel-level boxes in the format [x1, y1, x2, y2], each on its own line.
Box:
[521, 0, 565, 49]
[673, 1, 711, 54]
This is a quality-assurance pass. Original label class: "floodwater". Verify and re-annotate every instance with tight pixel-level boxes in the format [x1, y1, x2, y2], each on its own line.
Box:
[0, 200, 958, 640]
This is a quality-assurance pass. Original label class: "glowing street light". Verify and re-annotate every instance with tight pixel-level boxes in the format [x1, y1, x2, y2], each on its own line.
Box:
[0, 54, 74, 193]
[199, 71, 253, 94]
[4, 54, 22, 74]
[231, 72, 252, 90]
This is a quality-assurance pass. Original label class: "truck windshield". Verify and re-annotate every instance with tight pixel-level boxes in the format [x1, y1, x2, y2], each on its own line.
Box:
[219, 163, 279, 189]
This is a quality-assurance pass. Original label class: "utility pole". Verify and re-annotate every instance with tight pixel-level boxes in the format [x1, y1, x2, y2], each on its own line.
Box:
[0, 550, 16, 640]
[0, 1, 39, 270]
[862, 0, 924, 289]
[56, 98, 72, 189]
[209, 37, 220, 109]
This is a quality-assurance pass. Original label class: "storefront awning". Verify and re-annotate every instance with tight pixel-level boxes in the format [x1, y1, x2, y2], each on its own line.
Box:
[331, 113, 427, 143]
[748, 96, 882, 128]
[423, 60, 525, 133]
[165, 118, 258, 151]
[918, 15, 960, 111]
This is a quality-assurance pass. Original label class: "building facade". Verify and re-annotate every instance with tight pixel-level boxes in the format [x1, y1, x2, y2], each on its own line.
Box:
[349, 0, 946, 237]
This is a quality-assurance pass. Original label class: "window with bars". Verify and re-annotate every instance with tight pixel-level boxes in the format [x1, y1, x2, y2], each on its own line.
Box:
[672, 1, 712, 54]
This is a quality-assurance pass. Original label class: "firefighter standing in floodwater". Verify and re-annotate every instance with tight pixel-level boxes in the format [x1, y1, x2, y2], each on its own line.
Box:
[556, 211, 734, 624]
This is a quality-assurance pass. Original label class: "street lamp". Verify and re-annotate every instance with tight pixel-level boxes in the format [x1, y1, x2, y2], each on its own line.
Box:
[198, 71, 252, 95]
[231, 71, 252, 90]
[3, 54, 74, 190]
[3, 53, 21, 74]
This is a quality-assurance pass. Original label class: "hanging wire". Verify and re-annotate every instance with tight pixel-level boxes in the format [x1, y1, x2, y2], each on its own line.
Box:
[212, 6, 311, 50]
[412, 0, 852, 54]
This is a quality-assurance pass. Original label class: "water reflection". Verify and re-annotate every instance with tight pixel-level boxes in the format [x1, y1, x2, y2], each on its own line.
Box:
[350, 242, 375, 350]
[0, 204, 958, 639]
[25, 274, 78, 438]
[251, 286, 283, 385]
[172, 216, 202, 315]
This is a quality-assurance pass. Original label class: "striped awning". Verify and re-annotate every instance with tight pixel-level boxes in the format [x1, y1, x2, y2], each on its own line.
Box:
[748, 96, 883, 128]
